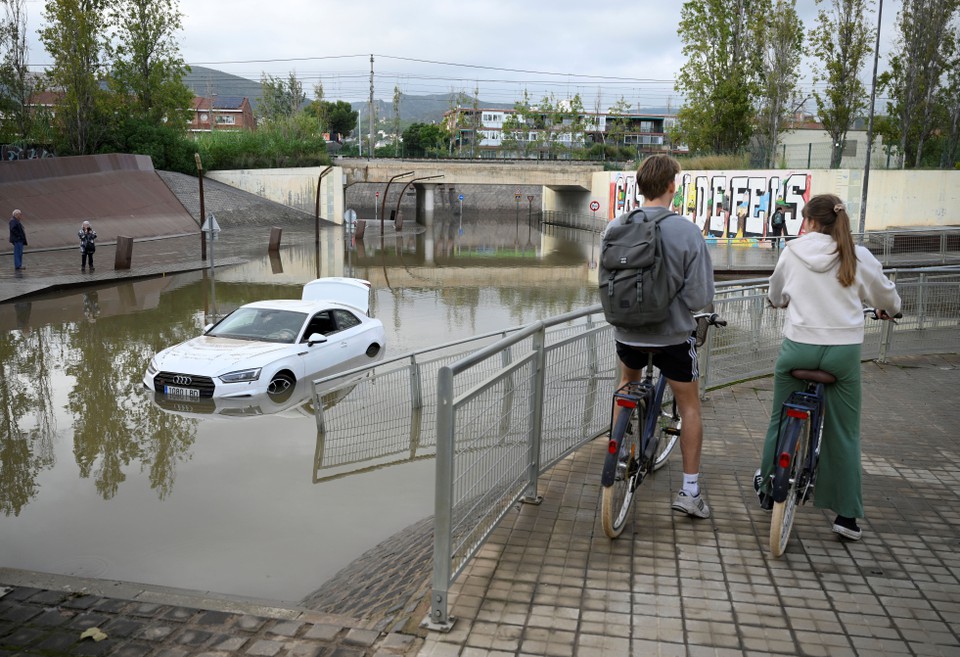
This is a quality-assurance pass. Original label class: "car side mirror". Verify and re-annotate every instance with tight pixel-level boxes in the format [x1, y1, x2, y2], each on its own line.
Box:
[307, 333, 328, 345]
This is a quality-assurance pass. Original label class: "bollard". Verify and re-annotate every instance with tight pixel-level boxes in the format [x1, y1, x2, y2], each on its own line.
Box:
[354, 219, 366, 240]
[114, 235, 133, 270]
[395, 209, 404, 231]
[268, 227, 282, 253]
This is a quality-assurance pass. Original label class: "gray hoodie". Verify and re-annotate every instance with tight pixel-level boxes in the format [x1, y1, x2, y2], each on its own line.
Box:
[768, 232, 901, 345]
[610, 206, 715, 347]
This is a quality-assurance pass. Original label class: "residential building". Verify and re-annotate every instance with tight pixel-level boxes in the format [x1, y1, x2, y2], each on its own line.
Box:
[188, 96, 256, 133]
[443, 106, 681, 159]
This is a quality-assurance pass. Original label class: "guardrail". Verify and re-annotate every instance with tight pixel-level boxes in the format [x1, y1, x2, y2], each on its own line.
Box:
[308, 267, 960, 629]
[421, 266, 960, 629]
[541, 214, 960, 268]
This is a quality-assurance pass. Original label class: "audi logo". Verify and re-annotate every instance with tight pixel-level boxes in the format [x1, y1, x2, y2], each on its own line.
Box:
[172, 375, 193, 386]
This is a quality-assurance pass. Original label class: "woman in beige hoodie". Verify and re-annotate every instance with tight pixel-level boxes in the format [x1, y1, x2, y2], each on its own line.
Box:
[755, 194, 901, 541]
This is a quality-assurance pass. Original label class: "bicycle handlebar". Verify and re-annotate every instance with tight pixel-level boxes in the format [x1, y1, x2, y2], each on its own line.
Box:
[693, 312, 727, 327]
[864, 308, 902, 324]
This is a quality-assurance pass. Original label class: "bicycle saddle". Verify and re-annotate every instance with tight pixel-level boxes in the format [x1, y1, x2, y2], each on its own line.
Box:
[790, 369, 837, 384]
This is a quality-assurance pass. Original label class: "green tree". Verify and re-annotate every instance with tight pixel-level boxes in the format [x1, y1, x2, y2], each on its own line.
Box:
[327, 100, 357, 140]
[392, 85, 402, 156]
[258, 71, 306, 123]
[810, 0, 873, 168]
[940, 25, 960, 168]
[0, 0, 37, 143]
[882, 0, 960, 168]
[605, 96, 632, 154]
[501, 89, 540, 158]
[755, 0, 804, 167]
[401, 122, 448, 158]
[675, 0, 767, 153]
[105, 0, 192, 125]
[39, 0, 112, 155]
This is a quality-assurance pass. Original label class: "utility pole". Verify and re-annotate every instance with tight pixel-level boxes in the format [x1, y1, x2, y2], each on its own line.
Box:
[858, 0, 883, 241]
[368, 54, 375, 160]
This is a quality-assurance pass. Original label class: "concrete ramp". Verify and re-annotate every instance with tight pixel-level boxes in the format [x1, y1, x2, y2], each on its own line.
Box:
[0, 153, 199, 250]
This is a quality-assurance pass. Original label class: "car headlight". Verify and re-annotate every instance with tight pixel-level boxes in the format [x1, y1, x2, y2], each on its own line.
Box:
[146, 358, 158, 376]
[219, 368, 262, 383]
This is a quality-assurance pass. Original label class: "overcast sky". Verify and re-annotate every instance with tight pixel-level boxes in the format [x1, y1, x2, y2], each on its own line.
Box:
[23, 0, 901, 110]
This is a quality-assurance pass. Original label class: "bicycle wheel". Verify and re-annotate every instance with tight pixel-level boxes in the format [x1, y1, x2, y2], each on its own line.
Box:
[769, 414, 811, 557]
[652, 385, 681, 471]
[601, 401, 644, 538]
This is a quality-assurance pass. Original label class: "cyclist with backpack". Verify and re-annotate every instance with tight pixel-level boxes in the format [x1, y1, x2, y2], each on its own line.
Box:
[754, 194, 901, 540]
[600, 155, 716, 518]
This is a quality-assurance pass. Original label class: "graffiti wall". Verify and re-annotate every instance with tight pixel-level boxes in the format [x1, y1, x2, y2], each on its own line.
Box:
[609, 170, 812, 240]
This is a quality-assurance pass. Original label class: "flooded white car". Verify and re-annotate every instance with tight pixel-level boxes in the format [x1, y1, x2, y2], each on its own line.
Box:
[143, 278, 385, 400]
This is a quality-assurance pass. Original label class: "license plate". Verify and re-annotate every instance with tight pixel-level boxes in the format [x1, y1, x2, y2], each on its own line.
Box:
[164, 385, 200, 398]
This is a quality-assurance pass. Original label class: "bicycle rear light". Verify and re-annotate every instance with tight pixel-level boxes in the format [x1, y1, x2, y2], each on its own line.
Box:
[778, 452, 791, 469]
[786, 408, 809, 419]
[616, 398, 637, 409]
[608, 440, 618, 454]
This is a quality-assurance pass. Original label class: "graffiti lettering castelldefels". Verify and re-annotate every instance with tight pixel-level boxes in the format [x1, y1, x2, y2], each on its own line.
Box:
[610, 170, 812, 243]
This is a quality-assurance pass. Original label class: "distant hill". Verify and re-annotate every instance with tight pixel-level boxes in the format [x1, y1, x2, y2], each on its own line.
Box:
[183, 65, 264, 111]
[179, 66, 673, 125]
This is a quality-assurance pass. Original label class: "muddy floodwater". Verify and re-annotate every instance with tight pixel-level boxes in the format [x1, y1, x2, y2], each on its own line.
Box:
[0, 214, 600, 603]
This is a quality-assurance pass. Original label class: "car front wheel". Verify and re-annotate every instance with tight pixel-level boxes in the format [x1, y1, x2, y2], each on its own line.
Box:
[267, 371, 296, 401]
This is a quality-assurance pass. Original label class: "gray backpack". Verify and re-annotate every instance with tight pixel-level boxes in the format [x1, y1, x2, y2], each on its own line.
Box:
[598, 209, 677, 329]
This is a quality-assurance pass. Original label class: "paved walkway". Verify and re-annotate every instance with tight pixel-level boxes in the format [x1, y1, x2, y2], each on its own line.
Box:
[418, 352, 960, 657]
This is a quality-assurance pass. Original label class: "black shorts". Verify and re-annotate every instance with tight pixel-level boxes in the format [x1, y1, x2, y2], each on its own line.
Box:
[616, 337, 699, 383]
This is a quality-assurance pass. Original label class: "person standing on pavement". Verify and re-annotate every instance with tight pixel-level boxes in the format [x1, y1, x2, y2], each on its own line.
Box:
[754, 194, 901, 541]
[769, 205, 786, 250]
[79, 220, 97, 271]
[607, 154, 716, 518]
[9, 209, 27, 270]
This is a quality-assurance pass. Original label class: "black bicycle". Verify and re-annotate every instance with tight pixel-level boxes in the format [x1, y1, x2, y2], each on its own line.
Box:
[766, 308, 900, 556]
[600, 312, 726, 538]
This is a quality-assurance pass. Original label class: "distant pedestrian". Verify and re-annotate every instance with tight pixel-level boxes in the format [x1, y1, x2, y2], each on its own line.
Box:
[9, 209, 27, 270]
[79, 220, 97, 271]
[770, 205, 786, 250]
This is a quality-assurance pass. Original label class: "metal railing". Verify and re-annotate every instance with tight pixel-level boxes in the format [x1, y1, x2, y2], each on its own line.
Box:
[422, 267, 960, 629]
[541, 216, 960, 268]
[307, 267, 960, 629]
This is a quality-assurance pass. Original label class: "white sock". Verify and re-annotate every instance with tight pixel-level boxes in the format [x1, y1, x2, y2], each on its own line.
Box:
[682, 473, 700, 497]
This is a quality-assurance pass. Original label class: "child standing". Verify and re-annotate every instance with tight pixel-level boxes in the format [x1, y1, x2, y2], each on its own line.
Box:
[79, 220, 97, 271]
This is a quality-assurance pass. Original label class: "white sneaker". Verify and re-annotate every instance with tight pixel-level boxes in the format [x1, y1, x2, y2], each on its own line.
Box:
[672, 490, 711, 518]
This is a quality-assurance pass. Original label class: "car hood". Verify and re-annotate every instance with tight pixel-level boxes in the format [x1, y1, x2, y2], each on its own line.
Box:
[154, 336, 294, 375]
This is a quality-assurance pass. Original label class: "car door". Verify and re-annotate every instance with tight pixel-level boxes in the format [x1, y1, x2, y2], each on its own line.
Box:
[299, 309, 370, 378]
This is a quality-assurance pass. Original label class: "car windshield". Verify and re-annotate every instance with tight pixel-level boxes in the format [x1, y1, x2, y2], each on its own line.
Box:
[207, 308, 307, 343]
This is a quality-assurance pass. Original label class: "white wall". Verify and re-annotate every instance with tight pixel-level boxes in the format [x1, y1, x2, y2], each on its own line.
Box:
[208, 167, 344, 225]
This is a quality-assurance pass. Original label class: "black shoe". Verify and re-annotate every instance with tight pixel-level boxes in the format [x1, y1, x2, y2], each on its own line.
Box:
[832, 515, 862, 541]
[754, 468, 773, 511]
[89, 267, 95, 272]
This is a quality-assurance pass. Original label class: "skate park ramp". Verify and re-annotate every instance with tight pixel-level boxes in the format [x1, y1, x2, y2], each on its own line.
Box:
[0, 153, 199, 250]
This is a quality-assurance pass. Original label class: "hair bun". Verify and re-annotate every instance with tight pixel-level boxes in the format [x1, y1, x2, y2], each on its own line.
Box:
[834, 203, 845, 213]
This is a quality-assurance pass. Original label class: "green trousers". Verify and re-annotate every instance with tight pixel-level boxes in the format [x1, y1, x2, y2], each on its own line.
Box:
[759, 339, 864, 519]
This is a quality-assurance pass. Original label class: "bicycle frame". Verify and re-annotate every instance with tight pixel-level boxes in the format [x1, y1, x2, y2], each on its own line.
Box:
[770, 382, 825, 503]
[600, 355, 665, 487]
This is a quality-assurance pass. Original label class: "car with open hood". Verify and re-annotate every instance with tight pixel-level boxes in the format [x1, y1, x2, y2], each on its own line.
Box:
[143, 278, 384, 401]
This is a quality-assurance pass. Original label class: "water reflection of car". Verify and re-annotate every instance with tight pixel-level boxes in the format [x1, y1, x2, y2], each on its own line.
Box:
[143, 278, 385, 401]
[149, 377, 360, 419]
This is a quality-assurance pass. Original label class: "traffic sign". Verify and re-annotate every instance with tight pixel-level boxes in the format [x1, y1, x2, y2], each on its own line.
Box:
[375, 191, 380, 198]
[527, 195, 534, 202]
[589, 200, 600, 212]
[459, 194, 464, 201]
[515, 193, 522, 201]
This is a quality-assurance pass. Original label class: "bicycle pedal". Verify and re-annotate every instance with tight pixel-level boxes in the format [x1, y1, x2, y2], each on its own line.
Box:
[663, 427, 681, 436]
